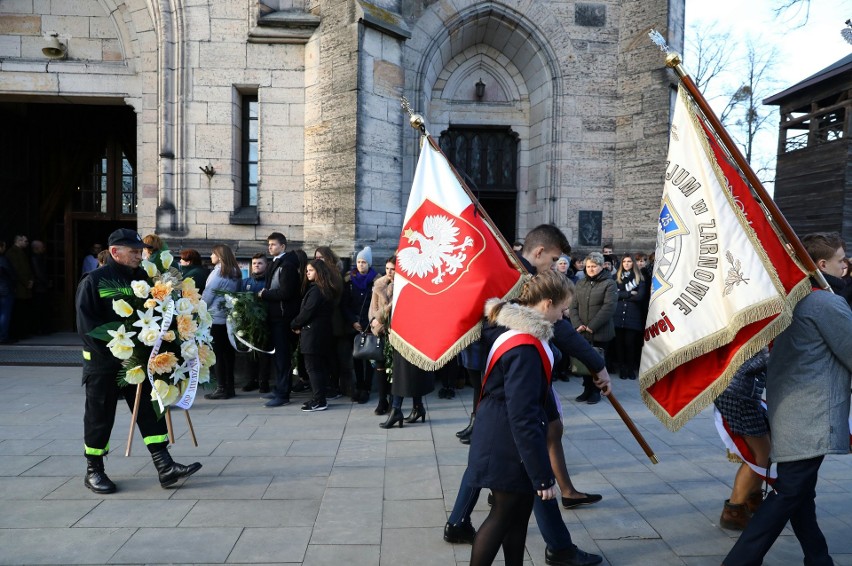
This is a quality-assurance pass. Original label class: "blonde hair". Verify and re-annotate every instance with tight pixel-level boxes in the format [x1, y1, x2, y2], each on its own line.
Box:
[488, 271, 574, 324]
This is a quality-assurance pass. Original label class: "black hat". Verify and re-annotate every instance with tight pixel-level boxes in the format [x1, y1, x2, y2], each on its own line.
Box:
[108, 228, 150, 249]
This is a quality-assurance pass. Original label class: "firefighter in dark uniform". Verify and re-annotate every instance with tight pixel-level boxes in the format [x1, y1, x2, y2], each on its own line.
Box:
[77, 228, 201, 494]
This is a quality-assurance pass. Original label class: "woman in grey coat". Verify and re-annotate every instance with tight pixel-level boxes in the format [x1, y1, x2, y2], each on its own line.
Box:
[568, 252, 617, 404]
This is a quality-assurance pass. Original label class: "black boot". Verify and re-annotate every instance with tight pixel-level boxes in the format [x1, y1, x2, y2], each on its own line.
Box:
[150, 448, 202, 488]
[456, 413, 475, 441]
[374, 369, 389, 415]
[204, 387, 233, 400]
[443, 520, 476, 544]
[575, 376, 593, 402]
[242, 379, 259, 392]
[404, 404, 426, 423]
[545, 545, 602, 566]
[84, 455, 116, 494]
[379, 407, 404, 429]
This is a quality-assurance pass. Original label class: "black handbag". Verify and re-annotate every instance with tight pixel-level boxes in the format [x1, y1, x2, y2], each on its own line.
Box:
[353, 331, 385, 361]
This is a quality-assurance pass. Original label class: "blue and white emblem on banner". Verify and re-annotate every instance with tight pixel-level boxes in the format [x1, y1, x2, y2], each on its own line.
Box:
[651, 196, 689, 303]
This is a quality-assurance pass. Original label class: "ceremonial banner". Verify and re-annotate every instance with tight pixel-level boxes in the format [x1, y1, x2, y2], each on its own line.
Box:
[389, 137, 524, 370]
[640, 86, 810, 430]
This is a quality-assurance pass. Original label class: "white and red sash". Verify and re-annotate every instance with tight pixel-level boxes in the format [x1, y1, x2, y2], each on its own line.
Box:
[479, 330, 554, 402]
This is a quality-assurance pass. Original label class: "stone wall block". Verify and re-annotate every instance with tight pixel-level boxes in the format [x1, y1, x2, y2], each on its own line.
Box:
[195, 124, 234, 159]
[89, 15, 119, 39]
[0, 35, 22, 57]
[199, 42, 246, 69]
[41, 14, 89, 37]
[0, 14, 41, 35]
[68, 37, 103, 60]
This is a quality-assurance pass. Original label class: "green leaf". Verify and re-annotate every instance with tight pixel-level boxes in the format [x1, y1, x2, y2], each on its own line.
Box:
[87, 321, 124, 342]
[98, 279, 135, 299]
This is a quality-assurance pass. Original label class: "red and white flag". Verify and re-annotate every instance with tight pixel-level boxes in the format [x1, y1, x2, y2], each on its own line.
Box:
[389, 137, 524, 370]
[640, 86, 811, 430]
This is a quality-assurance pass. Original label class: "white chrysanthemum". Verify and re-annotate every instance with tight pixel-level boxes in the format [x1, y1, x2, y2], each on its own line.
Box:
[160, 250, 174, 270]
[112, 299, 134, 318]
[130, 280, 151, 299]
[141, 259, 158, 278]
[125, 365, 146, 384]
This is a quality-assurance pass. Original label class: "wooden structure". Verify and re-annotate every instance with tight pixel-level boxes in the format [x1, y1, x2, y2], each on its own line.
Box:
[764, 54, 852, 238]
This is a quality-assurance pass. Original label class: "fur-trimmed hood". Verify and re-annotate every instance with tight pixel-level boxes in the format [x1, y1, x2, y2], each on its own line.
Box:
[484, 298, 553, 342]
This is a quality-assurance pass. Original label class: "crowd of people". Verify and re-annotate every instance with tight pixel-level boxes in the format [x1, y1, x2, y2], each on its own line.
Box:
[4, 218, 848, 566]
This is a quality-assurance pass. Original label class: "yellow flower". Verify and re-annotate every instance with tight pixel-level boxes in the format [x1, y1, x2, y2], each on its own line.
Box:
[160, 250, 174, 270]
[198, 365, 211, 384]
[141, 259, 158, 278]
[150, 281, 174, 302]
[144, 299, 157, 309]
[176, 314, 198, 341]
[149, 351, 178, 375]
[198, 343, 216, 367]
[112, 299, 134, 318]
[125, 365, 146, 384]
[106, 325, 136, 360]
[152, 379, 179, 406]
[130, 280, 151, 299]
[162, 330, 176, 342]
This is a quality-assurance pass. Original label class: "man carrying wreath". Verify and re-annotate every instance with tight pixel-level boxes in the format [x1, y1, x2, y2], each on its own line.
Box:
[76, 228, 201, 494]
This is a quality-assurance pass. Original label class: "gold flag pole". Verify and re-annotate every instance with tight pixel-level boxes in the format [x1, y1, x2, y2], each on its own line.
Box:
[648, 31, 829, 291]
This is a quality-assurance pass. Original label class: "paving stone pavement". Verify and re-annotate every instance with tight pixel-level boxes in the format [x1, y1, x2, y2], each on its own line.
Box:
[2, 364, 852, 565]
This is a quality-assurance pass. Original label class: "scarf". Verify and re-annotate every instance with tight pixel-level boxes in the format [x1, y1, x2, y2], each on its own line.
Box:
[351, 268, 377, 293]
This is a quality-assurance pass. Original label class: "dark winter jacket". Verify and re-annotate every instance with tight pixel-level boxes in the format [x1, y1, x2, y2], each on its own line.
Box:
[290, 283, 334, 355]
[241, 273, 266, 294]
[76, 257, 148, 377]
[0, 254, 14, 297]
[180, 264, 210, 292]
[613, 272, 649, 331]
[467, 299, 556, 494]
[342, 268, 377, 330]
[569, 269, 617, 342]
[262, 252, 301, 323]
[552, 319, 605, 373]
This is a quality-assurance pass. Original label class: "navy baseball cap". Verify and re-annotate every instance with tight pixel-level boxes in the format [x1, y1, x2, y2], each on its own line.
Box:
[108, 228, 150, 249]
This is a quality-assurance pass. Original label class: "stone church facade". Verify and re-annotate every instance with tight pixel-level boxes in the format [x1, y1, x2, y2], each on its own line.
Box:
[0, 0, 683, 326]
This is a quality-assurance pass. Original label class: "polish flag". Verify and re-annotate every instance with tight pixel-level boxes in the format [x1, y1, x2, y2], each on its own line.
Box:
[389, 137, 524, 370]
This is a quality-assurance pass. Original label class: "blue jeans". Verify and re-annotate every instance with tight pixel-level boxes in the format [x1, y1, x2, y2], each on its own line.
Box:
[448, 467, 573, 551]
[724, 456, 831, 566]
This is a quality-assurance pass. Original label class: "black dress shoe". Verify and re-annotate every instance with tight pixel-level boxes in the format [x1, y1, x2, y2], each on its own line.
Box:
[204, 388, 233, 400]
[545, 545, 602, 566]
[443, 521, 476, 544]
[242, 380, 259, 392]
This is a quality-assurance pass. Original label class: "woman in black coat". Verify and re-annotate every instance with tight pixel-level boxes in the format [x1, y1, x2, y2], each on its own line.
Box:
[612, 254, 648, 380]
[291, 259, 340, 412]
[467, 271, 575, 566]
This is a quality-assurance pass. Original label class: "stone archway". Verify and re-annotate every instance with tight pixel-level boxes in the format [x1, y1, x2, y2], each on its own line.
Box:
[404, 1, 566, 240]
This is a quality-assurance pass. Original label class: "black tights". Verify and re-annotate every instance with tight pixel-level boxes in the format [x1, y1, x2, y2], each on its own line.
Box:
[470, 490, 535, 566]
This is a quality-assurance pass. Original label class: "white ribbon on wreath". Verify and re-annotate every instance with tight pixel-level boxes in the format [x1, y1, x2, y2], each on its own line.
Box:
[146, 298, 175, 413]
[226, 314, 275, 355]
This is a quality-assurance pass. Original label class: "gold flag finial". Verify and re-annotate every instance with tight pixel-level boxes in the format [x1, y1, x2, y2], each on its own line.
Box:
[401, 96, 429, 136]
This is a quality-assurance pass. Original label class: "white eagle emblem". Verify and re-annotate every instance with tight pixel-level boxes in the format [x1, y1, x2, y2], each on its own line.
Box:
[398, 215, 474, 284]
